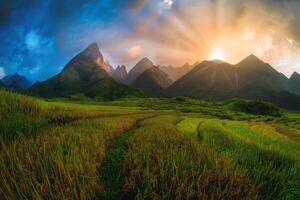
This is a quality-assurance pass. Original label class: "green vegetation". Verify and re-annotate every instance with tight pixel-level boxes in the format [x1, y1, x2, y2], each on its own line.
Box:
[178, 118, 300, 199]
[0, 90, 48, 141]
[122, 115, 258, 199]
[0, 90, 299, 199]
[227, 99, 282, 117]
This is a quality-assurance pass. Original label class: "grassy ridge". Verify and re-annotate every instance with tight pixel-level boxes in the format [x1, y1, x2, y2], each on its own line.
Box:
[1, 89, 300, 199]
[121, 115, 258, 199]
[0, 101, 152, 199]
[0, 90, 145, 142]
[0, 90, 48, 141]
[178, 118, 300, 199]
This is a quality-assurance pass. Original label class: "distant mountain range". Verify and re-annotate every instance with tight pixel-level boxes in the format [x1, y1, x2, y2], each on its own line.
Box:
[27, 43, 142, 100]
[16, 42, 300, 109]
[168, 55, 300, 109]
[1, 73, 31, 91]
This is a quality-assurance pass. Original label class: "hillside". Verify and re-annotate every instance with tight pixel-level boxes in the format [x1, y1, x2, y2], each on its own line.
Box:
[236, 55, 290, 92]
[132, 66, 172, 96]
[1, 89, 299, 199]
[168, 60, 237, 100]
[85, 77, 143, 100]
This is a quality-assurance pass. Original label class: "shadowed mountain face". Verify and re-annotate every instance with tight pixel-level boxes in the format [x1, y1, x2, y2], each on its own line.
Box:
[125, 57, 154, 84]
[111, 65, 127, 83]
[1, 73, 32, 91]
[236, 55, 289, 92]
[27, 43, 141, 99]
[168, 60, 237, 99]
[132, 66, 173, 96]
[159, 63, 194, 82]
[0, 81, 5, 89]
[289, 72, 300, 96]
[168, 55, 300, 109]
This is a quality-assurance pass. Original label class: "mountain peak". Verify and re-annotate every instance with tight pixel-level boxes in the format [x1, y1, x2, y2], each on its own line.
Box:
[82, 42, 104, 61]
[64, 42, 113, 73]
[210, 59, 228, 64]
[115, 65, 127, 74]
[242, 54, 263, 63]
[125, 57, 155, 84]
[139, 57, 153, 65]
[237, 54, 269, 69]
[2, 73, 31, 90]
[290, 72, 300, 80]
[85, 42, 99, 51]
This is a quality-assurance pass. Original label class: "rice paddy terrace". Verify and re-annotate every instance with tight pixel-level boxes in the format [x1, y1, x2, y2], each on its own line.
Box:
[0, 90, 299, 199]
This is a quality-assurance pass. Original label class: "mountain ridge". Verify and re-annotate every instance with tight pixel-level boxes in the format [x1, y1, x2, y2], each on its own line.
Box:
[1, 73, 32, 91]
[27, 43, 142, 99]
[167, 54, 300, 109]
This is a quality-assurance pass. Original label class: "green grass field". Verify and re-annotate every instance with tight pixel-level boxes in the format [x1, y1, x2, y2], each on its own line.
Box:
[0, 89, 300, 199]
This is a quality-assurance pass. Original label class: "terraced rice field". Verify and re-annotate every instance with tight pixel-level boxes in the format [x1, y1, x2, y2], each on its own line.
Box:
[0, 90, 299, 199]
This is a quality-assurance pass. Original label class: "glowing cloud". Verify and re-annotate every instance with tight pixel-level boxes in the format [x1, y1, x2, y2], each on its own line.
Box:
[125, 45, 142, 60]
[209, 45, 226, 61]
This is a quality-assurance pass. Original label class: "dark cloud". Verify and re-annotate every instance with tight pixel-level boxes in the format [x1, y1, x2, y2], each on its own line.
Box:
[0, 0, 138, 81]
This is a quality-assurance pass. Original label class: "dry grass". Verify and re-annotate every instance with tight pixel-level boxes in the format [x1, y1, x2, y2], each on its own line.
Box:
[0, 113, 151, 199]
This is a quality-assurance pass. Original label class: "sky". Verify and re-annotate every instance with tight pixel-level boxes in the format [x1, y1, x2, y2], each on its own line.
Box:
[1, 0, 300, 82]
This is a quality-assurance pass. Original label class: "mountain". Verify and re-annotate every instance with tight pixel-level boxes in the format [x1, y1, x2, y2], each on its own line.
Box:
[125, 57, 154, 84]
[1, 73, 32, 91]
[168, 55, 300, 109]
[66, 42, 113, 74]
[28, 43, 141, 99]
[289, 72, 300, 96]
[159, 63, 194, 82]
[132, 66, 173, 96]
[236, 54, 289, 92]
[168, 60, 237, 100]
[110, 65, 127, 83]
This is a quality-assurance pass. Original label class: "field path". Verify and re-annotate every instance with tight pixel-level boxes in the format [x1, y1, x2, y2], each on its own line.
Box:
[99, 116, 154, 200]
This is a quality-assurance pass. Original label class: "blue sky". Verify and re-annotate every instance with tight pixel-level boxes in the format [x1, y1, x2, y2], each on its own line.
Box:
[0, 0, 148, 81]
[1, 0, 300, 82]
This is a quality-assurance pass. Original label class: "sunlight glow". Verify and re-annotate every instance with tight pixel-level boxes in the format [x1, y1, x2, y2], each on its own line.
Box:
[209, 46, 226, 61]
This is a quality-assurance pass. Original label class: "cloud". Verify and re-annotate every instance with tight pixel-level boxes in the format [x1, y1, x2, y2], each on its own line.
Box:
[125, 45, 142, 60]
[0, 67, 6, 78]
[1, 0, 300, 80]
[25, 30, 41, 51]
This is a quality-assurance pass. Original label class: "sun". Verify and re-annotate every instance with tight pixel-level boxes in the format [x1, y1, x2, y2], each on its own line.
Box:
[209, 46, 226, 61]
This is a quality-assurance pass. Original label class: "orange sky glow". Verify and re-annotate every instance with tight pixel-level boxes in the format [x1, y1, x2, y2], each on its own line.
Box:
[98, 0, 300, 77]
